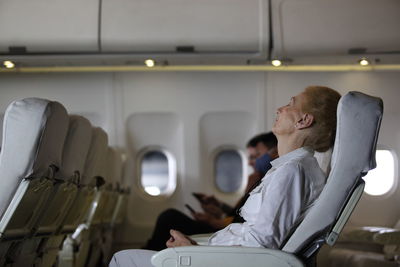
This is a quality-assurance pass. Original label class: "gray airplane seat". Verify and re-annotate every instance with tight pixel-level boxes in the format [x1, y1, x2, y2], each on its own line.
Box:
[31, 116, 92, 241]
[74, 127, 109, 267]
[85, 147, 124, 267]
[60, 126, 107, 234]
[0, 98, 69, 265]
[101, 148, 124, 264]
[151, 91, 383, 267]
[88, 146, 115, 227]
[327, 219, 400, 266]
[37, 115, 93, 267]
[58, 127, 108, 267]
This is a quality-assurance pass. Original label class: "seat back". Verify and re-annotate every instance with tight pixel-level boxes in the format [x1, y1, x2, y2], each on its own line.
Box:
[37, 115, 93, 235]
[0, 98, 69, 239]
[61, 127, 108, 232]
[81, 127, 109, 186]
[59, 115, 93, 185]
[282, 92, 383, 258]
[85, 128, 109, 226]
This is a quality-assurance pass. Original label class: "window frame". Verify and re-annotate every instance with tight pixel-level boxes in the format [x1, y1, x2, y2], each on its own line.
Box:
[212, 145, 247, 194]
[136, 146, 177, 200]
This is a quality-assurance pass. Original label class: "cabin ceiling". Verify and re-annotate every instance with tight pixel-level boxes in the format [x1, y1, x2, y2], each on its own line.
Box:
[0, 0, 399, 68]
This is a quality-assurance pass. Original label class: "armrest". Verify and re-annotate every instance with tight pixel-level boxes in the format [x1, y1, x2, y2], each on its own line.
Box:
[373, 229, 400, 245]
[190, 233, 213, 246]
[151, 246, 305, 267]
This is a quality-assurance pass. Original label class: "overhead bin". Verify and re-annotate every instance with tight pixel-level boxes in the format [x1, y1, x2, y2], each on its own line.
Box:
[101, 0, 269, 55]
[0, 0, 99, 53]
[271, 0, 400, 58]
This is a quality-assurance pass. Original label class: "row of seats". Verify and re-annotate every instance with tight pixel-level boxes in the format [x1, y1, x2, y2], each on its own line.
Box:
[327, 219, 400, 266]
[0, 98, 130, 266]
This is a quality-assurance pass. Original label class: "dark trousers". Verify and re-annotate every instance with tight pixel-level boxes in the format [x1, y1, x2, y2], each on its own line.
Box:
[143, 208, 217, 251]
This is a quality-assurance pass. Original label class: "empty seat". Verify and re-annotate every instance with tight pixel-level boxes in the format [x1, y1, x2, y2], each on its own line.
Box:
[87, 145, 113, 226]
[37, 115, 93, 267]
[58, 127, 108, 267]
[328, 219, 400, 267]
[0, 98, 69, 264]
[100, 148, 124, 264]
[60, 126, 107, 234]
[85, 147, 124, 267]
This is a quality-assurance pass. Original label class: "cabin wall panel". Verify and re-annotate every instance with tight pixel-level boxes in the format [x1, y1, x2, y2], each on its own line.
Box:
[0, 73, 114, 137]
[199, 111, 257, 203]
[125, 112, 184, 223]
[115, 72, 264, 244]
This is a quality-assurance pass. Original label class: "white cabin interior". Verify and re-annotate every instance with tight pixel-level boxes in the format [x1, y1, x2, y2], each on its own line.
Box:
[0, 0, 400, 266]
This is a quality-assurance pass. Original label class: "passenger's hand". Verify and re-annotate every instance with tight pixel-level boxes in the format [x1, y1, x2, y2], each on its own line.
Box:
[166, 229, 197, 248]
[194, 192, 220, 206]
[201, 203, 224, 218]
[202, 195, 221, 206]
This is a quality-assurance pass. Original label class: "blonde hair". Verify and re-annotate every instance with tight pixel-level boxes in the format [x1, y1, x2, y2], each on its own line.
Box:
[301, 86, 341, 152]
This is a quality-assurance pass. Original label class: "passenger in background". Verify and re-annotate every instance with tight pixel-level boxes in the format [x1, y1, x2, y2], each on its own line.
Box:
[247, 132, 279, 192]
[110, 86, 341, 267]
[142, 132, 278, 251]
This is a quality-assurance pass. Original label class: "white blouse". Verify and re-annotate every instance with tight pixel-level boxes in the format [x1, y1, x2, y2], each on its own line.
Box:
[208, 147, 326, 249]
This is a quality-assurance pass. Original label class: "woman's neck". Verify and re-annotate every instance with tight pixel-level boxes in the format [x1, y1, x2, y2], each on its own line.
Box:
[277, 134, 305, 156]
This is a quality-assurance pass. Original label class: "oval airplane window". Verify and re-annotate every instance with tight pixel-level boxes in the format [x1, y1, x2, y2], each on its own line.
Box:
[215, 149, 243, 193]
[140, 149, 176, 197]
[363, 149, 396, 196]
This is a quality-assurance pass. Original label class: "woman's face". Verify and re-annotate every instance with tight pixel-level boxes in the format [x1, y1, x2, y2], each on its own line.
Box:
[272, 92, 307, 136]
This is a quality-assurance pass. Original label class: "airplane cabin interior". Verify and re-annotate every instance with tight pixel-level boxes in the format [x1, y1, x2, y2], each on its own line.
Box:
[0, 0, 400, 266]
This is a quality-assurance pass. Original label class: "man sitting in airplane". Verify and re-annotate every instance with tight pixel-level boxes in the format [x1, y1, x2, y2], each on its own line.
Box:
[110, 86, 341, 267]
[142, 132, 278, 251]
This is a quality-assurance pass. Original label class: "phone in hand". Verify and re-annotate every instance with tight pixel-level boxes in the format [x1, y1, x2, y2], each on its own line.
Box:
[185, 204, 196, 214]
[192, 192, 205, 204]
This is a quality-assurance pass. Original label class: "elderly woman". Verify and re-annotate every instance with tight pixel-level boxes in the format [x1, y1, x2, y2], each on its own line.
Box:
[110, 86, 341, 267]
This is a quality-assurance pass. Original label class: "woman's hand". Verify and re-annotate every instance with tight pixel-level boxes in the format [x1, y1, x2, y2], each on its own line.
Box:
[166, 229, 197, 248]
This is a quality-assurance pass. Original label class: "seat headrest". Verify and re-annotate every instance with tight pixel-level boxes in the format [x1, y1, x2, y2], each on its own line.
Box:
[81, 127, 108, 185]
[0, 98, 69, 218]
[282, 91, 383, 253]
[330, 92, 382, 173]
[58, 115, 92, 181]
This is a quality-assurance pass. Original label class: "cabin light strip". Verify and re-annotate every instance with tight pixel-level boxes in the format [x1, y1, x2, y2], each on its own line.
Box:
[1, 64, 400, 73]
